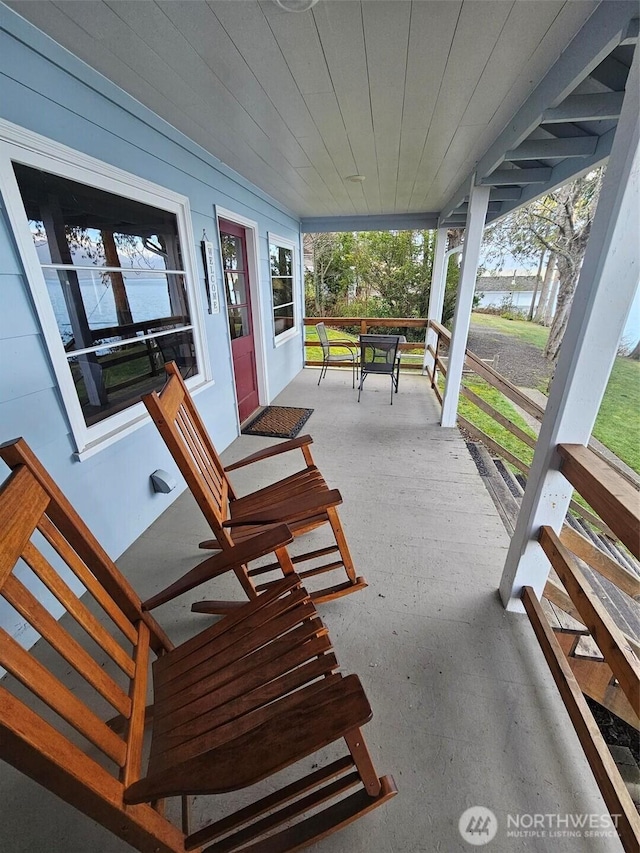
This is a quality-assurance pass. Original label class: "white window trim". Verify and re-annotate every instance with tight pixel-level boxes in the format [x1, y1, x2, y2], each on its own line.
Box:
[0, 118, 211, 459]
[215, 206, 269, 423]
[268, 232, 301, 347]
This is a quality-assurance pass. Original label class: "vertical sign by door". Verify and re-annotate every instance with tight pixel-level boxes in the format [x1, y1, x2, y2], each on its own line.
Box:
[201, 238, 220, 314]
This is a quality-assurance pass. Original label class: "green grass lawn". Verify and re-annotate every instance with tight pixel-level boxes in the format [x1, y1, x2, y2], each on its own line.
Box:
[304, 325, 358, 362]
[593, 357, 640, 472]
[470, 311, 550, 348]
[458, 379, 536, 468]
[470, 312, 640, 473]
[305, 325, 424, 364]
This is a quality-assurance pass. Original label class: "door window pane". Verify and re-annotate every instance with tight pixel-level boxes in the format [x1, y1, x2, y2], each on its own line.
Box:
[228, 306, 250, 340]
[225, 271, 248, 306]
[221, 233, 244, 271]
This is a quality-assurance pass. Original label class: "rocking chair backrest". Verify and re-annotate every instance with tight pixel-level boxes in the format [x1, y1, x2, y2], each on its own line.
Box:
[0, 437, 183, 853]
[142, 362, 233, 546]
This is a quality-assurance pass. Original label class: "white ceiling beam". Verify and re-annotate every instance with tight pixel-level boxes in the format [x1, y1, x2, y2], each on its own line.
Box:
[438, 1, 635, 223]
[543, 92, 625, 123]
[454, 202, 502, 214]
[481, 168, 552, 186]
[505, 136, 598, 160]
[621, 17, 639, 44]
[300, 213, 439, 233]
[490, 187, 522, 201]
[493, 126, 616, 222]
[442, 189, 518, 221]
[589, 54, 631, 91]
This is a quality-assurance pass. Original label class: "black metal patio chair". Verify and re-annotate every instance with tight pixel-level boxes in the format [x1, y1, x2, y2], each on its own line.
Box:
[357, 334, 402, 405]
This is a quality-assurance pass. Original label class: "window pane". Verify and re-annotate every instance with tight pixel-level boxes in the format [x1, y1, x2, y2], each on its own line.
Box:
[228, 306, 250, 340]
[13, 163, 182, 272]
[274, 305, 294, 335]
[69, 329, 196, 426]
[221, 233, 244, 271]
[44, 269, 190, 351]
[225, 271, 248, 306]
[13, 161, 200, 435]
[272, 277, 293, 307]
[270, 245, 292, 277]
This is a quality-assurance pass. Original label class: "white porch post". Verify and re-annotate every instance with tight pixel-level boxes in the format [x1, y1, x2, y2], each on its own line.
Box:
[423, 227, 448, 374]
[440, 182, 490, 427]
[499, 49, 640, 611]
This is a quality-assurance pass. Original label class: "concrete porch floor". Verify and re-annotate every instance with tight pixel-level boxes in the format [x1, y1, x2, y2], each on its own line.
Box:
[1, 368, 622, 852]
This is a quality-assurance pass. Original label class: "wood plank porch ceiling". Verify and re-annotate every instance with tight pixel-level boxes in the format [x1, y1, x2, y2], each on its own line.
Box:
[6, 0, 637, 227]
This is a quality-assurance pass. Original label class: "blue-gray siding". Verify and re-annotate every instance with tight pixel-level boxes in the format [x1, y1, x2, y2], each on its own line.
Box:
[0, 4, 304, 642]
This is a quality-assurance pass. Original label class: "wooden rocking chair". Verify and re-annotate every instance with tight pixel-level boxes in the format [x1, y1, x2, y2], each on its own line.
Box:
[141, 362, 367, 611]
[0, 437, 396, 853]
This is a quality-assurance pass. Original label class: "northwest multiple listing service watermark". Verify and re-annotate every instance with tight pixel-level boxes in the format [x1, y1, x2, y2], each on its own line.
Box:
[458, 806, 621, 846]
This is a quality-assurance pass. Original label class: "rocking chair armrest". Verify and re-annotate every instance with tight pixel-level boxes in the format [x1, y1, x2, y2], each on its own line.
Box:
[141, 524, 294, 611]
[223, 488, 343, 528]
[225, 434, 314, 472]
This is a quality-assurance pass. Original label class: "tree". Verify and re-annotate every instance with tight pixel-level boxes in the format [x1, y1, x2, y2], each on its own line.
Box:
[483, 169, 603, 363]
[536, 174, 602, 361]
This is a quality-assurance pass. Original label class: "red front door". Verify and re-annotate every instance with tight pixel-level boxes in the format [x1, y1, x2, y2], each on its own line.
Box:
[219, 219, 259, 423]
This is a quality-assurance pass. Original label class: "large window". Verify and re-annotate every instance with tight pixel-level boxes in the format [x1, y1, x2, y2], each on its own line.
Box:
[269, 236, 297, 340]
[0, 127, 207, 456]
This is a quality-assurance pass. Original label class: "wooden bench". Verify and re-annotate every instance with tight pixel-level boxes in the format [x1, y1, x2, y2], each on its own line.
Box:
[0, 437, 396, 853]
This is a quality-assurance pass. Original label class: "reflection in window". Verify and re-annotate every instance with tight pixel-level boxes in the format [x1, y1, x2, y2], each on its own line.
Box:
[13, 163, 198, 426]
[220, 226, 251, 342]
[269, 242, 295, 337]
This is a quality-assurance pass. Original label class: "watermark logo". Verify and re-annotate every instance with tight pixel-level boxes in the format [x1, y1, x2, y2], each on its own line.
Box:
[506, 812, 620, 839]
[458, 808, 620, 844]
[458, 806, 498, 846]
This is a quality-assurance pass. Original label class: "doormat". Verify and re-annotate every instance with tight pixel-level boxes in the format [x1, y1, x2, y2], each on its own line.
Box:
[242, 406, 314, 439]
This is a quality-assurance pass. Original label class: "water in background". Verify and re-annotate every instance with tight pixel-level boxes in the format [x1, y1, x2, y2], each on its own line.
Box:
[477, 288, 640, 348]
[47, 276, 172, 344]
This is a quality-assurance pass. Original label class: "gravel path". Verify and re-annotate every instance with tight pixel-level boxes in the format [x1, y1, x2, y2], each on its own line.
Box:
[467, 324, 552, 388]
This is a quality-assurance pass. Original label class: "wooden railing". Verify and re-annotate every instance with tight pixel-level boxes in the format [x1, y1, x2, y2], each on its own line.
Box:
[522, 445, 640, 852]
[426, 321, 617, 534]
[303, 317, 428, 370]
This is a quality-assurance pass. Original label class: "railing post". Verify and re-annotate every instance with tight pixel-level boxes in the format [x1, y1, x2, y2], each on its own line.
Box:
[430, 328, 440, 390]
[360, 319, 367, 336]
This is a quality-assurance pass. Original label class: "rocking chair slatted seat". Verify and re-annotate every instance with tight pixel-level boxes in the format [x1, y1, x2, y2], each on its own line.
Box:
[141, 362, 366, 612]
[0, 437, 396, 853]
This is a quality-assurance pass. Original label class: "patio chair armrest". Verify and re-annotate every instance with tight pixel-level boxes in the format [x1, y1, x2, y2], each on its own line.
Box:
[141, 523, 294, 610]
[225, 434, 315, 471]
[328, 340, 358, 351]
[223, 488, 343, 527]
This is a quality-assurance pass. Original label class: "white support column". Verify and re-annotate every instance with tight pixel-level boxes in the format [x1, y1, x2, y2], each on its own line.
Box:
[500, 49, 640, 611]
[423, 227, 448, 374]
[440, 182, 490, 427]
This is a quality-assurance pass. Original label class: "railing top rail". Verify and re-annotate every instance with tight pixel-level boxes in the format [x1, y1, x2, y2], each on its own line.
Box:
[304, 317, 428, 328]
[558, 444, 640, 560]
[428, 320, 450, 339]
